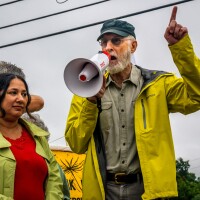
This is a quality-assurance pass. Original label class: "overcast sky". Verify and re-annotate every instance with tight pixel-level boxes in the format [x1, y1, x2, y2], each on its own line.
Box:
[0, 0, 200, 176]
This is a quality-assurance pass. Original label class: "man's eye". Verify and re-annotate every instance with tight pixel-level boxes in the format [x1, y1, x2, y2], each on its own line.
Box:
[100, 40, 107, 45]
[112, 38, 121, 45]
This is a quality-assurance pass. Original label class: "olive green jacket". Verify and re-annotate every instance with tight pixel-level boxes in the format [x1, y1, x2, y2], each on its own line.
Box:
[65, 35, 200, 199]
[0, 119, 64, 200]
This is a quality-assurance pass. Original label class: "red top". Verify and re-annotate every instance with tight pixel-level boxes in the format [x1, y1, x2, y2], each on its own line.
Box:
[5, 128, 48, 200]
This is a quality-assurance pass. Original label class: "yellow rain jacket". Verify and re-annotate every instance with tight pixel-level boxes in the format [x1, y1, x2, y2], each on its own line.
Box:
[65, 35, 200, 200]
[0, 119, 63, 200]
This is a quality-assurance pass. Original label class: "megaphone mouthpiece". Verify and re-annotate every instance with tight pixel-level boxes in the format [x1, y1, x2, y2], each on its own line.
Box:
[79, 74, 86, 81]
[100, 51, 111, 60]
[78, 62, 98, 82]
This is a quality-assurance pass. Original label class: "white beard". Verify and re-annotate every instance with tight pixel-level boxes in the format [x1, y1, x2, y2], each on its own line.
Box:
[107, 46, 132, 75]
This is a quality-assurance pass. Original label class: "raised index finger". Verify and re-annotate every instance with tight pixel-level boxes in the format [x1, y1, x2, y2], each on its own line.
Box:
[169, 6, 177, 24]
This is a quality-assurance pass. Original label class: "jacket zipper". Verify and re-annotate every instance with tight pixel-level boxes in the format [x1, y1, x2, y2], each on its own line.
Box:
[141, 99, 146, 129]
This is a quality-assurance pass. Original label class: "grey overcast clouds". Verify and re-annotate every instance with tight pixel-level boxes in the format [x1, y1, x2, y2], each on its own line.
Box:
[0, 0, 200, 176]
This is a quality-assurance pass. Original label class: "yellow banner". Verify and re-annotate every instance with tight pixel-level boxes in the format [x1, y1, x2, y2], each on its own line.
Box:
[52, 149, 86, 200]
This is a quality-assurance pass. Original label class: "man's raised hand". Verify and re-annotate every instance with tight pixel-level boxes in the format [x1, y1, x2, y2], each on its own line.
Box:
[164, 6, 188, 45]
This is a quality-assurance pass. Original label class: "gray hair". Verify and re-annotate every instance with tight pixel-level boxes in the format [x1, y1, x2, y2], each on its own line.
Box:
[0, 61, 26, 79]
[22, 113, 50, 140]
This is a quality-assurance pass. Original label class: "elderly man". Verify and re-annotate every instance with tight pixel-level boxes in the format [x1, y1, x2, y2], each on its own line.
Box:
[65, 7, 200, 199]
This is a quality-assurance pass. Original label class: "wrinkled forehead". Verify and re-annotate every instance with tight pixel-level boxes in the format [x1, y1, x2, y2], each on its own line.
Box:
[100, 33, 124, 40]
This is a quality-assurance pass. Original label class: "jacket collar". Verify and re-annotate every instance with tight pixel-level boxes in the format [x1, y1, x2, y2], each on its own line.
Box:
[0, 134, 11, 148]
[135, 65, 170, 88]
[0, 118, 49, 149]
[19, 118, 49, 138]
[105, 64, 169, 88]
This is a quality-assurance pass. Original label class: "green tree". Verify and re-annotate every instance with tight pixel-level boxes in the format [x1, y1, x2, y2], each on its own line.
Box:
[171, 158, 200, 200]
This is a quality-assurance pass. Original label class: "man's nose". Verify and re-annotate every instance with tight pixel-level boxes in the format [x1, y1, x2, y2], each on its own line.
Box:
[104, 40, 114, 52]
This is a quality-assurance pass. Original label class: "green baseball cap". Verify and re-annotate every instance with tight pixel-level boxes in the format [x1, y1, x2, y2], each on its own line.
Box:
[97, 19, 136, 41]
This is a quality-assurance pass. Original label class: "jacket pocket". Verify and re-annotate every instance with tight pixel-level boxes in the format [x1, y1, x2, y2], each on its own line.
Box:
[141, 99, 147, 129]
[0, 158, 15, 198]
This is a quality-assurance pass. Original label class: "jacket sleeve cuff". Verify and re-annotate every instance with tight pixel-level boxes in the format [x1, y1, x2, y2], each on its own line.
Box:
[82, 98, 99, 114]
[168, 34, 191, 53]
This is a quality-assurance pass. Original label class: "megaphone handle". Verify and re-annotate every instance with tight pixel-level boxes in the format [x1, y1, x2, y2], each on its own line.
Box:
[96, 98, 102, 113]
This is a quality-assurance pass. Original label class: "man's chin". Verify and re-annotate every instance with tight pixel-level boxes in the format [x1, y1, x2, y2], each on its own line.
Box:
[108, 63, 126, 74]
[108, 67, 124, 74]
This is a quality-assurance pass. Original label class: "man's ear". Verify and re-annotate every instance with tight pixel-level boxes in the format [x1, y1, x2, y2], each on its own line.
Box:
[131, 40, 137, 53]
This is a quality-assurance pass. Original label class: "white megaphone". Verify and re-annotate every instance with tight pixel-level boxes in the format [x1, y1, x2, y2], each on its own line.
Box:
[64, 51, 110, 97]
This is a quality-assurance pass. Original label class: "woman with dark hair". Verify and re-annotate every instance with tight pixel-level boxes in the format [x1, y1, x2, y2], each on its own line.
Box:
[0, 61, 44, 112]
[0, 73, 63, 200]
